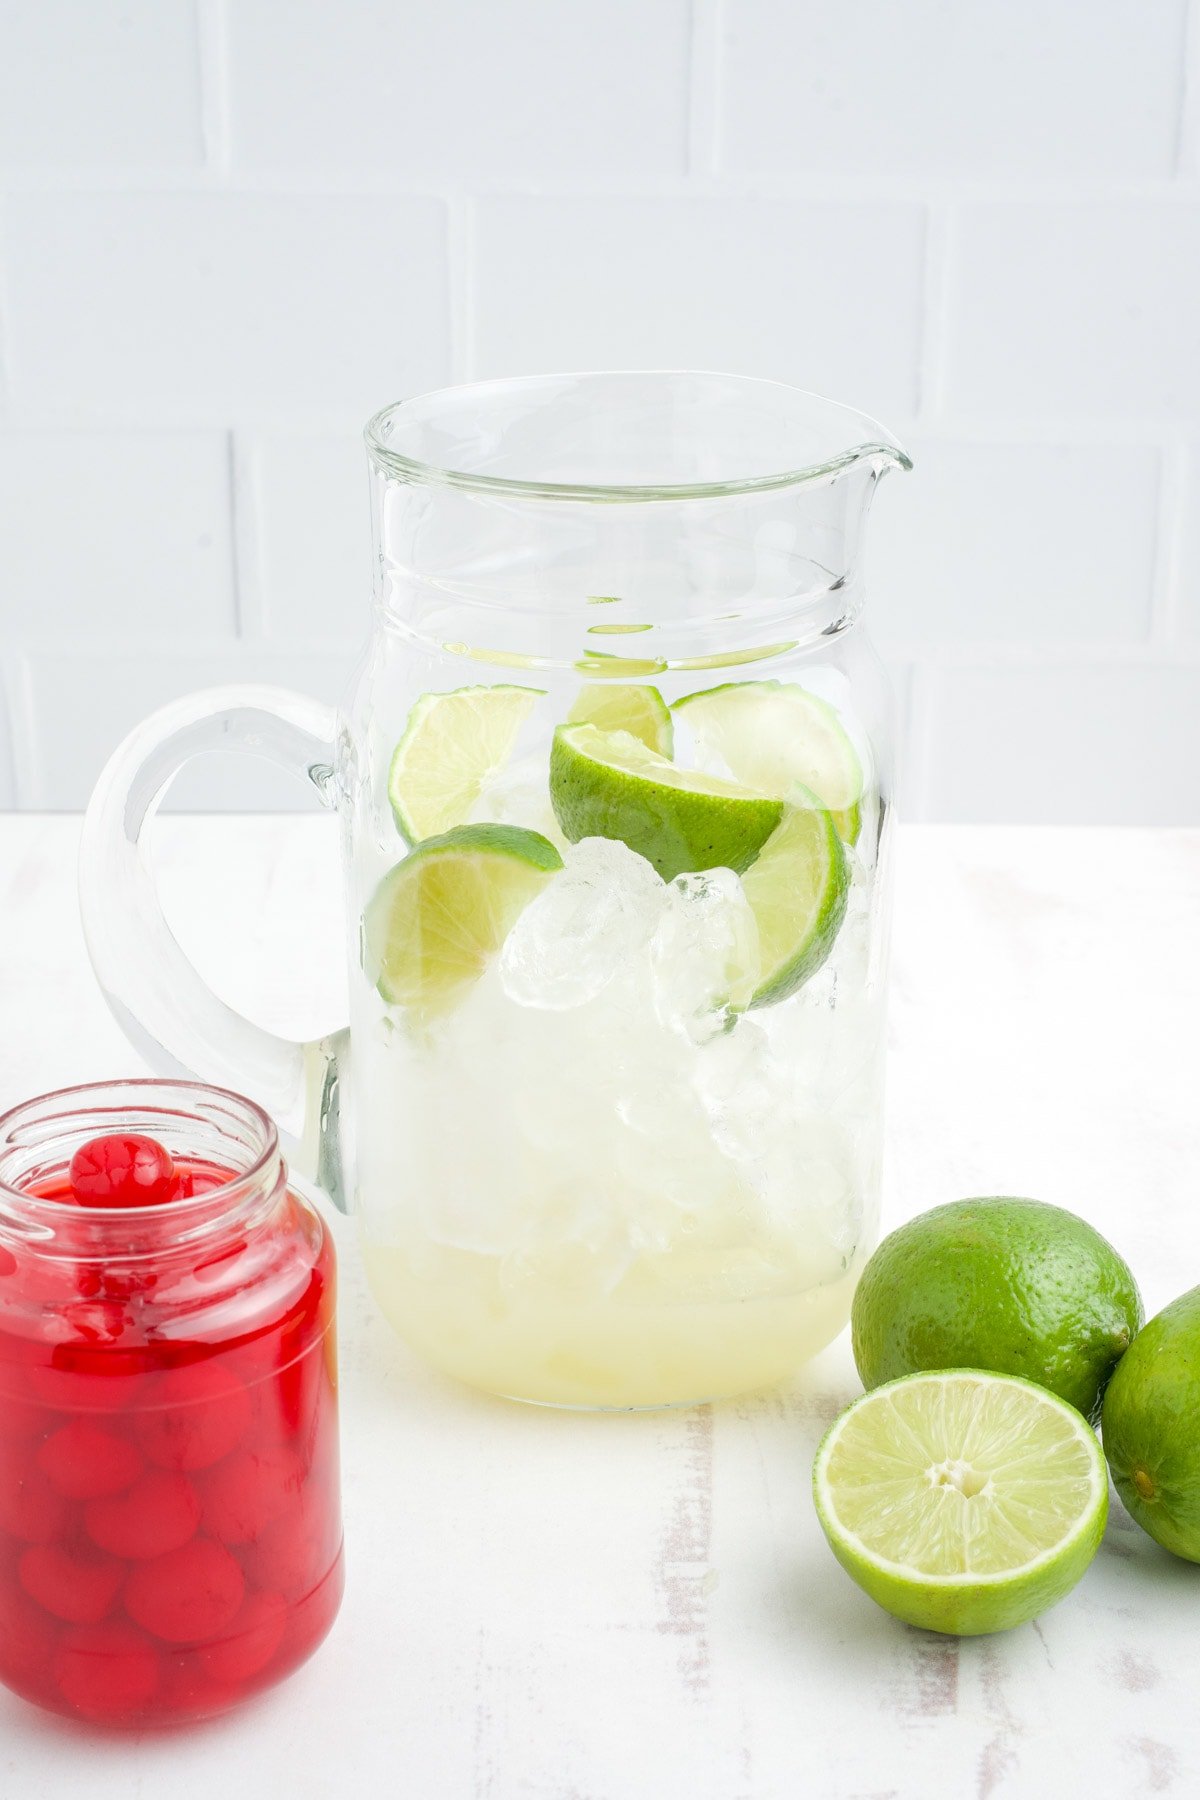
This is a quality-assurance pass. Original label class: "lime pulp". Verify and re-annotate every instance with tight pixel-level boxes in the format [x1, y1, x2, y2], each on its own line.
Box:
[363, 823, 562, 1017]
[566, 683, 673, 755]
[674, 681, 864, 844]
[387, 685, 543, 844]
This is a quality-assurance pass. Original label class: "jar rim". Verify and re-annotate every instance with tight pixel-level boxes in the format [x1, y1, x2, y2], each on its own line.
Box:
[364, 370, 911, 504]
[0, 1077, 283, 1243]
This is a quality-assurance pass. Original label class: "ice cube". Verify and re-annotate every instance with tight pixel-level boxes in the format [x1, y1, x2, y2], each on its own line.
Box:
[471, 752, 565, 847]
[370, 970, 534, 1257]
[356, 809, 880, 1307]
[499, 836, 668, 1010]
[615, 1046, 737, 1217]
[691, 1016, 783, 1159]
[690, 1012, 866, 1279]
[752, 1117, 864, 1281]
[650, 868, 761, 1044]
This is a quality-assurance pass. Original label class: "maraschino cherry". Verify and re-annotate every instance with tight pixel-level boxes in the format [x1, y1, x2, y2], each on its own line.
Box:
[67, 1136, 177, 1209]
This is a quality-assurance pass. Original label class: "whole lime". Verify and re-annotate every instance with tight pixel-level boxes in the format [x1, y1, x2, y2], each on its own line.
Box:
[851, 1198, 1142, 1424]
[1102, 1286, 1200, 1560]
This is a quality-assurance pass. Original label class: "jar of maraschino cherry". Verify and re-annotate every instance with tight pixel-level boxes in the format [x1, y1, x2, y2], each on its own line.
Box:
[0, 1079, 342, 1727]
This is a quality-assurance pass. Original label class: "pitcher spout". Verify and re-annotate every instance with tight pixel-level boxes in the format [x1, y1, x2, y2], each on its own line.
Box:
[859, 439, 913, 480]
[819, 412, 912, 489]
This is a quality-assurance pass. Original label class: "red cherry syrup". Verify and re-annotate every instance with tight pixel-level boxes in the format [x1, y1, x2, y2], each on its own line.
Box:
[0, 1135, 342, 1727]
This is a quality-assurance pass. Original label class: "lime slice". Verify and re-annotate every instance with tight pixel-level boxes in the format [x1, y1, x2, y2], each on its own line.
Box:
[741, 794, 849, 1005]
[387, 685, 544, 844]
[549, 723, 782, 882]
[813, 1370, 1108, 1636]
[363, 823, 562, 1016]
[567, 683, 673, 755]
[674, 681, 864, 844]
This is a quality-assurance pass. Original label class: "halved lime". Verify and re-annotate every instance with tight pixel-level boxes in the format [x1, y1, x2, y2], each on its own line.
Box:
[813, 1370, 1108, 1636]
[674, 681, 864, 844]
[549, 723, 782, 882]
[567, 683, 673, 755]
[741, 793, 849, 1005]
[363, 823, 562, 1017]
[387, 685, 544, 844]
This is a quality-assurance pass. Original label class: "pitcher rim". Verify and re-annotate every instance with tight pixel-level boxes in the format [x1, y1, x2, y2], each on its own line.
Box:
[364, 370, 912, 504]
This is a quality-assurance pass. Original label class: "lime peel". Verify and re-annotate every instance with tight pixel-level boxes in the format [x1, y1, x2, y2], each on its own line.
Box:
[1102, 1284, 1200, 1562]
[549, 722, 782, 882]
[741, 793, 849, 1006]
[851, 1197, 1143, 1424]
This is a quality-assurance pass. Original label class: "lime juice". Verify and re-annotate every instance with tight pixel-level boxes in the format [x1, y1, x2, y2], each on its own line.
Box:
[363, 1236, 864, 1410]
[350, 674, 890, 1408]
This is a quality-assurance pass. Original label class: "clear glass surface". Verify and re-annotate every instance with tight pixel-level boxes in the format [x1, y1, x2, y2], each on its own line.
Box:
[350, 373, 907, 1407]
[79, 372, 909, 1412]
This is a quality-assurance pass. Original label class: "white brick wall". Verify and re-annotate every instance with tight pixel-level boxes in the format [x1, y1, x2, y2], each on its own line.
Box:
[2, 194, 451, 421]
[1, 432, 236, 641]
[15, 651, 356, 811]
[1179, 446, 1200, 640]
[946, 201, 1200, 418]
[238, 434, 372, 643]
[719, 1, 1189, 178]
[224, 0, 692, 179]
[869, 443, 1162, 652]
[0, 0, 1197, 819]
[917, 665, 1200, 826]
[0, 1, 204, 172]
[472, 198, 925, 413]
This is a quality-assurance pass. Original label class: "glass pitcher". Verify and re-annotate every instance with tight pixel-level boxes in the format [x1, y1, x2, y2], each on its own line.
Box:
[81, 372, 910, 1411]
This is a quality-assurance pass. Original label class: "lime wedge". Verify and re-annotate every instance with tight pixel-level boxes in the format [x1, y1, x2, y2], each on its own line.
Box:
[363, 823, 562, 1016]
[674, 681, 864, 844]
[813, 1370, 1108, 1636]
[741, 794, 849, 1005]
[549, 723, 782, 882]
[567, 683, 673, 755]
[387, 685, 544, 844]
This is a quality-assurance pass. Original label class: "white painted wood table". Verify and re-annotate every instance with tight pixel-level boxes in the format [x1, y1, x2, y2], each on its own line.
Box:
[0, 816, 1198, 1800]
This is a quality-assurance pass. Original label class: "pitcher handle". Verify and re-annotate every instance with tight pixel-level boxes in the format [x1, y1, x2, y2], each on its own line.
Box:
[78, 686, 351, 1211]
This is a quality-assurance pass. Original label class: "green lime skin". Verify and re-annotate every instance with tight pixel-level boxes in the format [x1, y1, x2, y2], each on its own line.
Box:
[851, 1198, 1143, 1425]
[742, 797, 849, 1007]
[548, 727, 782, 882]
[1102, 1286, 1200, 1560]
[820, 1505, 1107, 1637]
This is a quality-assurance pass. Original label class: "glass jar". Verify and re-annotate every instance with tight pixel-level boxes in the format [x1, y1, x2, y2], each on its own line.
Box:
[0, 1080, 342, 1727]
[80, 372, 910, 1412]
